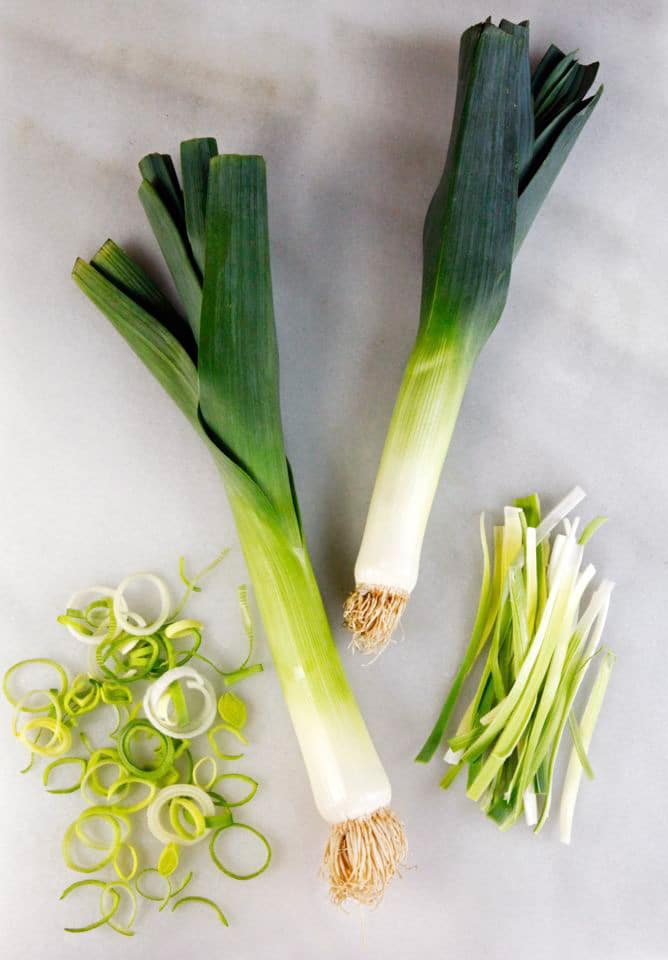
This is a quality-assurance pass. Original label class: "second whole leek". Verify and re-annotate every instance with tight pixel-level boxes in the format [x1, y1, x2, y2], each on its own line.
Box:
[73, 142, 406, 905]
[344, 18, 602, 653]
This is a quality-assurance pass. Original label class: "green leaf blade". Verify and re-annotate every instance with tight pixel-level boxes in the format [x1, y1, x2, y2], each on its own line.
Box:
[72, 257, 200, 429]
[90, 239, 197, 363]
[420, 20, 526, 355]
[515, 85, 602, 252]
[139, 153, 185, 225]
[138, 179, 202, 341]
[199, 154, 299, 543]
[181, 138, 218, 273]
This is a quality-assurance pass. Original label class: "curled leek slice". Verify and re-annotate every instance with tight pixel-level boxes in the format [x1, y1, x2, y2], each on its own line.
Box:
[143, 666, 216, 739]
[60, 586, 117, 645]
[209, 773, 258, 808]
[209, 822, 271, 880]
[3, 659, 68, 707]
[117, 720, 175, 781]
[44, 757, 88, 795]
[113, 842, 139, 882]
[101, 881, 137, 936]
[171, 895, 228, 927]
[192, 755, 217, 791]
[60, 879, 120, 933]
[113, 573, 171, 637]
[147, 784, 215, 846]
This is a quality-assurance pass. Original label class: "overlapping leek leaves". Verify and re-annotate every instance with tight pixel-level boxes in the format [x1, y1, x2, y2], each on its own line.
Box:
[74, 144, 299, 542]
[422, 20, 602, 353]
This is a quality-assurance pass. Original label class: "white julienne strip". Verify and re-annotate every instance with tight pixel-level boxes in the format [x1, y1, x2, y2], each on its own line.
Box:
[502, 507, 524, 572]
[582, 582, 614, 660]
[524, 526, 537, 634]
[535, 486, 586, 546]
[537, 584, 613, 829]
[523, 788, 538, 827]
[560, 651, 615, 844]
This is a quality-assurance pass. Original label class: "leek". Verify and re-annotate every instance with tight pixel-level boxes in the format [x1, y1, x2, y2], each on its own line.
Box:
[344, 18, 602, 652]
[416, 489, 615, 837]
[73, 142, 406, 904]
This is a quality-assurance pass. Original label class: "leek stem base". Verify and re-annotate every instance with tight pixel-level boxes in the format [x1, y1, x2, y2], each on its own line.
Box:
[322, 806, 407, 906]
[343, 585, 409, 655]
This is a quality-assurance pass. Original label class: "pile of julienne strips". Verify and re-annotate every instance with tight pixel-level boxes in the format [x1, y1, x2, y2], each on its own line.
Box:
[5, 15, 615, 933]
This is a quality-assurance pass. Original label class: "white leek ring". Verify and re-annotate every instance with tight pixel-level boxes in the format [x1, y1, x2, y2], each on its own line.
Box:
[143, 666, 216, 739]
[65, 587, 117, 645]
[147, 785, 215, 846]
[113, 573, 171, 637]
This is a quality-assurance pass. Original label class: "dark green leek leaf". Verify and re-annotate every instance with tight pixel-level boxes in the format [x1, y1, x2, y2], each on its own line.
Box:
[90, 239, 197, 363]
[181, 138, 218, 273]
[534, 50, 579, 116]
[72, 258, 199, 427]
[138, 179, 202, 340]
[531, 44, 563, 97]
[420, 20, 526, 354]
[537, 60, 596, 133]
[73, 250, 281, 535]
[499, 19, 533, 174]
[515, 86, 602, 252]
[419, 15, 599, 347]
[139, 153, 185, 225]
[198, 155, 300, 544]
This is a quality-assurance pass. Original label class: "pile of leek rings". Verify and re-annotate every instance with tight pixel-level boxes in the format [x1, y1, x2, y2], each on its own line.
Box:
[2, 559, 269, 936]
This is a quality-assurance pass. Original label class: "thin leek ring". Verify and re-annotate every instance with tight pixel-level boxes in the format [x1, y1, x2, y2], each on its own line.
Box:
[117, 719, 175, 781]
[209, 822, 272, 880]
[113, 573, 171, 637]
[147, 784, 214, 846]
[3, 658, 68, 708]
[143, 666, 216, 739]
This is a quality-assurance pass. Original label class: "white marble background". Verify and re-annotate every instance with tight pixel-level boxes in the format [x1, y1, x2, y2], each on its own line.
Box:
[1, 1, 666, 958]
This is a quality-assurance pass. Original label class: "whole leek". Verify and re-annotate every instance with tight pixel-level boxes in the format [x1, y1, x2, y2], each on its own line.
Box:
[344, 19, 602, 652]
[73, 143, 406, 905]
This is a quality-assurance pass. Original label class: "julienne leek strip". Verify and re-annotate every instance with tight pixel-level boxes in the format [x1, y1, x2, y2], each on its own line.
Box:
[344, 18, 603, 653]
[73, 141, 406, 905]
[416, 489, 615, 838]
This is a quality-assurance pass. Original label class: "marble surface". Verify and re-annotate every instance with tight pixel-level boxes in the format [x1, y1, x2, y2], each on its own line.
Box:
[1, 1, 667, 958]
